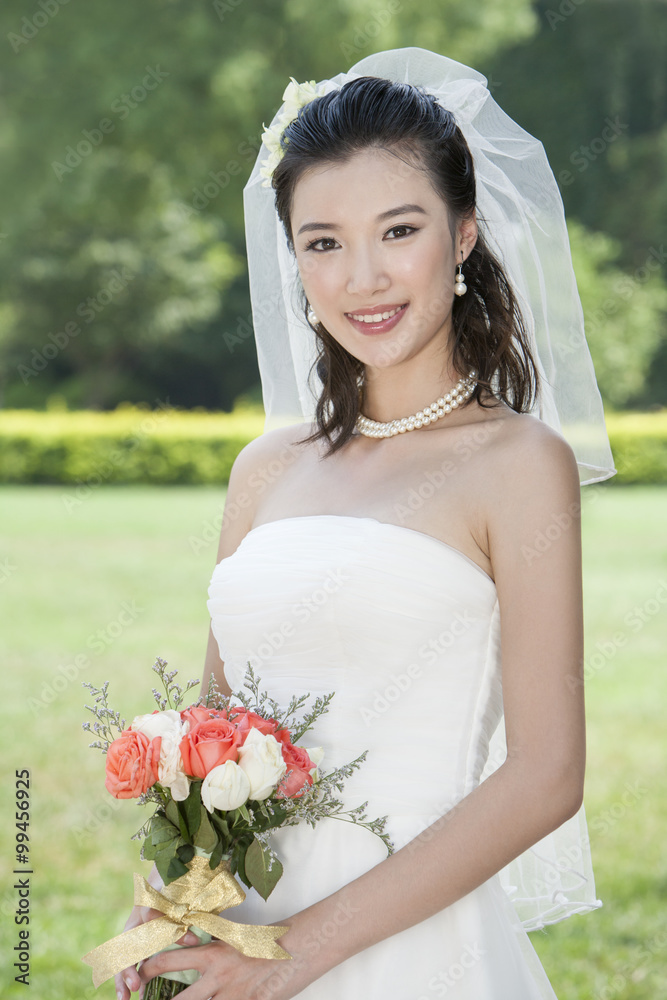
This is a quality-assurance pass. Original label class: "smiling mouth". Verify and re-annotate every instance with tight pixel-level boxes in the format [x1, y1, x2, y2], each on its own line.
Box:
[346, 303, 408, 324]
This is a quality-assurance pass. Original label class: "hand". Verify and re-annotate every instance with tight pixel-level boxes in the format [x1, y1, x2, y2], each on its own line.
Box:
[114, 902, 200, 999]
[137, 935, 310, 1000]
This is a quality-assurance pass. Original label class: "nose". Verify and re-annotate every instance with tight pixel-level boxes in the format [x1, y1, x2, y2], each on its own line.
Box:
[345, 241, 390, 299]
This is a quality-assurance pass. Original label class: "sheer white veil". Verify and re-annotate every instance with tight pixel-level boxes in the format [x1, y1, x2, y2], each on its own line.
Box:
[243, 46, 616, 487]
[243, 47, 611, 928]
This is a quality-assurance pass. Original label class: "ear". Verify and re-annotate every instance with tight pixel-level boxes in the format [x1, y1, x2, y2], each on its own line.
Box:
[457, 212, 478, 262]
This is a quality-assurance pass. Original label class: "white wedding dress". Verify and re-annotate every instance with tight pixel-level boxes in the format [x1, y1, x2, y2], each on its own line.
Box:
[207, 514, 595, 999]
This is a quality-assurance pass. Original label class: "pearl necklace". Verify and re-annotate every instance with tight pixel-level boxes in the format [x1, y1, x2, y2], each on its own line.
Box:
[355, 370, 478, 438]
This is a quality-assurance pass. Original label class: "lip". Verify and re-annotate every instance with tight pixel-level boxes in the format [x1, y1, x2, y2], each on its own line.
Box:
[344, 302, 409, 336]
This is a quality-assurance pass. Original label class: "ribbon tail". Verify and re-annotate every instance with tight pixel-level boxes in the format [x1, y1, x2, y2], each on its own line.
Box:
[193, 911, 292, 960]
[82, 917, 185, 988]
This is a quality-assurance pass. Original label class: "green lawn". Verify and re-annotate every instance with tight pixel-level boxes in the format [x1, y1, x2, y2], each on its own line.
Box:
[1, 484, 665, 999]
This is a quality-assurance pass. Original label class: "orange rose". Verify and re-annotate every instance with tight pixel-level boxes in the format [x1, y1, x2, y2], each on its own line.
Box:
[228, 707, 278, 738]
[179, 718, 242, 779]
[276, 743, 315, 799]
[105, 730, 162, 799]
[180, 705, 228, 728]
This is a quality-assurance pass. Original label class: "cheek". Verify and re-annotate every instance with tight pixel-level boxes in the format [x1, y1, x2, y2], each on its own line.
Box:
[297, 258, 340, 308]
[401, 239, 451, 284]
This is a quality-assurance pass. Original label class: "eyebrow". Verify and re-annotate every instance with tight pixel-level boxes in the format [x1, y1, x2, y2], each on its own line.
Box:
[296, 203, 428, 236]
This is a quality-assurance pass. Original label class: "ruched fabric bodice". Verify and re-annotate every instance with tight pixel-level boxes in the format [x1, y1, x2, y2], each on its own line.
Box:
[207, 515, 560, 999]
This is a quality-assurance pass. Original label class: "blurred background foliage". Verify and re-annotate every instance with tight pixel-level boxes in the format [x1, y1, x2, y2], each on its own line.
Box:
[0, 0, 665, 412]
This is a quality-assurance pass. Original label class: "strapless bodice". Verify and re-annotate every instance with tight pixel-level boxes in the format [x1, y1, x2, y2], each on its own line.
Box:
[207, 514, 501, 823]
[204, 514, 598, 998]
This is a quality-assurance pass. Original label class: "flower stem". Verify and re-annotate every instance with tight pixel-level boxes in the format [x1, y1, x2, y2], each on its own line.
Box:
[143, 976, 188, 999]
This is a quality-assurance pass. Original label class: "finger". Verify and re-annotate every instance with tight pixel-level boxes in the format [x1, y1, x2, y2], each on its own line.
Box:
[139, 943, 214, 982]
[176, 931, 201, 946]
[119, 964, 142, 993]
[114, 972, 130, 1000]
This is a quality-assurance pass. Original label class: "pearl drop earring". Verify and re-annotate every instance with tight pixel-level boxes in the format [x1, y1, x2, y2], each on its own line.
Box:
[454, 251, 467, 297]
[307, 305, 319, 326]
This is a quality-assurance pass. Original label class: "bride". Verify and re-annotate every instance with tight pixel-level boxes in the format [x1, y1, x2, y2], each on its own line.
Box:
[116, 48, 615, 1000]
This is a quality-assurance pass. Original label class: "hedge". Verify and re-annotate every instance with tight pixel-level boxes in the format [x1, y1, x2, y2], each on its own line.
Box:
[0, 405, 266, 486]
[0, 405, 665, 485]
[604, 410, 667, 484]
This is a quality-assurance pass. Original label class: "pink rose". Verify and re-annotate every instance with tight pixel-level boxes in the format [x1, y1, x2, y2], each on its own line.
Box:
[179, 719, 242, 779]
[105, 730, 161, 799]
[228, 707, 278, 738]
[180, 705, 228, 729]
[276, 743, 315, 799]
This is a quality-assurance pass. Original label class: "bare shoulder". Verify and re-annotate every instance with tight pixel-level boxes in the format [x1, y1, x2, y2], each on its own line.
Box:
[230, 419, 315, 478]
[486, 410, 580, 497]
[215, 421, 315, 561]
[481, 410, 583, 584]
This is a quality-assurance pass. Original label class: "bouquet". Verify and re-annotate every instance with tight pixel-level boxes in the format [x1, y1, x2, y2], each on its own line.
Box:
[81, 658, 393, 998]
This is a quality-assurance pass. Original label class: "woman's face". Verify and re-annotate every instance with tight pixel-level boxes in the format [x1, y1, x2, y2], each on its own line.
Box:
[290, 147, 475, 372]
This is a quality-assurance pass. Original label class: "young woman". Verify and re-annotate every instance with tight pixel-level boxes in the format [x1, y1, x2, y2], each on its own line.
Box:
[116, 48, 615, 1000]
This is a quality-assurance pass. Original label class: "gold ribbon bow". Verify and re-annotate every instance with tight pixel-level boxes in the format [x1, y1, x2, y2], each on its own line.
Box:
[82, 857, 290, 987]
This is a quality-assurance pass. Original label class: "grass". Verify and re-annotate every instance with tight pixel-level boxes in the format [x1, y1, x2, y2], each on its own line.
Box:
[1, 483, 665, 999]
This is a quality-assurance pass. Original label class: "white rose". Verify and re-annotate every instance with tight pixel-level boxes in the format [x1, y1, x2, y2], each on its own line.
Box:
[158, 739, 191, 802]
[201, 761, 250, 813]
[130, 709, 183, 741]
[237, 728, 287, 801]
[130, 709, 190, 801]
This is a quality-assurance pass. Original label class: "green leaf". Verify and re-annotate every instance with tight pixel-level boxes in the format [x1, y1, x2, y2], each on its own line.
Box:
[208, 837, 224, 871]
[166, 856, 190, 883]
[155, 850, 177, 886]
[179, 782, 203, 838]
[194, 806, 218, 852]
[177, 843, 195, 865]
[245, 838, 284, 901]
[141, 837, 158, 861]
[165, 800, 180, 827]
[211, 813, 230, 841]
[233, 841, 251, 890]
[150, 814, 180, 847]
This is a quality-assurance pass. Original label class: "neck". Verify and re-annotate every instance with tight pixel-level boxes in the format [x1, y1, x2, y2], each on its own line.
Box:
[359, 358, 467, 424]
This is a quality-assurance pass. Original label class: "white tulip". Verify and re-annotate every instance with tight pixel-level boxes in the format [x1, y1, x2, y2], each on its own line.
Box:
[201, 761, 250, 813]
[304, 746, 325, 780]
[237, 728, 287, 801]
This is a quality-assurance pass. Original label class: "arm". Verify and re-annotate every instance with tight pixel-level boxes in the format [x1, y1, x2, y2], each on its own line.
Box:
[139, 420, 586, 999]
[201, 420, 312, 699]
[117, 425, 309, 997]
[270, 420, 587, 983]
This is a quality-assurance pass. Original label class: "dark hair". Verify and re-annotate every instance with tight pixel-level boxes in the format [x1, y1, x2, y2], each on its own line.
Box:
[271, 75, 540, 456]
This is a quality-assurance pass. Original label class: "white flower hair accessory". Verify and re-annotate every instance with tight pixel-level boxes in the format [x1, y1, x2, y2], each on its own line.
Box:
[259, 76, 328, 187]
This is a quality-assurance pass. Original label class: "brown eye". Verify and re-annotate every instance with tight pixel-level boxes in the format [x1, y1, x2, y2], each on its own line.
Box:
[385, 225, 417, 239]
[304, 237, 339, 252]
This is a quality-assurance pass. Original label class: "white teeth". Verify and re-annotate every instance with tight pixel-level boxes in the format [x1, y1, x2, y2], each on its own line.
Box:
[350, 305, 404, 323]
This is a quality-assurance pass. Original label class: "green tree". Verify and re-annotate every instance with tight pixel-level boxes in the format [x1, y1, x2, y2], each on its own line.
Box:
[485, 0, 667, 406]
[568, 220, 667, 408]
[0, 0, 539, 409]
